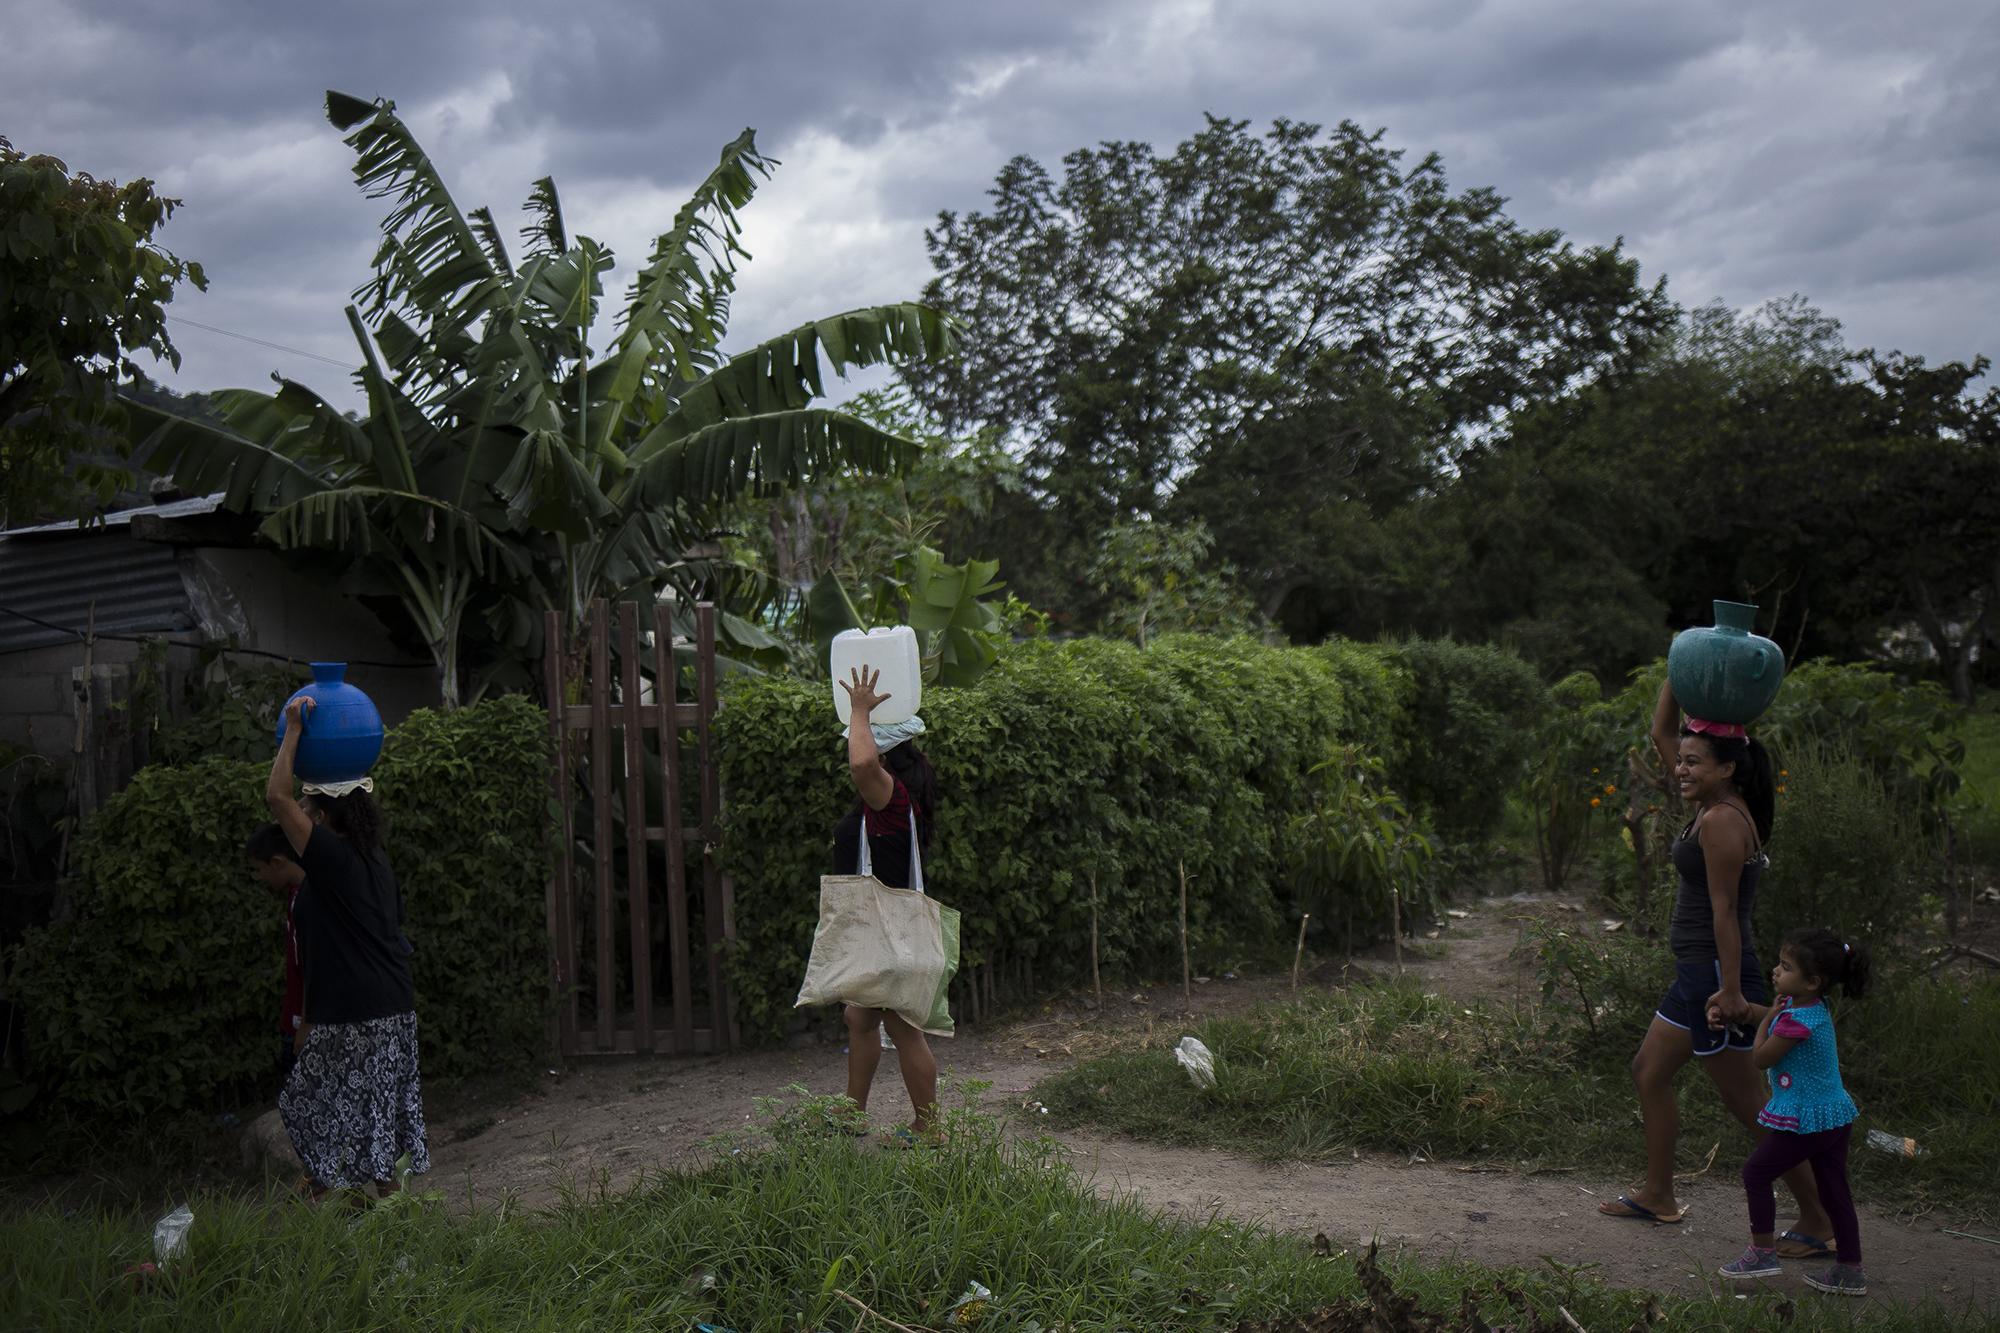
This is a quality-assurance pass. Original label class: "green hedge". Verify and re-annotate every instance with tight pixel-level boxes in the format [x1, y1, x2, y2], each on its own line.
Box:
[718, 633, 1532, 1043]
[1378, 638, 1549, 841]
[8, 696, 550, 1120]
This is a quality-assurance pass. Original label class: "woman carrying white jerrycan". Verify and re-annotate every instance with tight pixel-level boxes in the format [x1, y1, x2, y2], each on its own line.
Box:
[832, 665, 943, 1140]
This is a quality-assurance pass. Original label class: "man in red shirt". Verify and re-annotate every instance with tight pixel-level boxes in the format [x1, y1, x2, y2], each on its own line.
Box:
[247, 823, 307, 1077]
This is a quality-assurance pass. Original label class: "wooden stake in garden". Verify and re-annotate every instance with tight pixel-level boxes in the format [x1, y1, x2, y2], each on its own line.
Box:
[1178, 859, 1192, 1015]
[1089, 873, 1102, 1009]
[1391, 888, 1403, 975]
[1292, 913, 1310, 990]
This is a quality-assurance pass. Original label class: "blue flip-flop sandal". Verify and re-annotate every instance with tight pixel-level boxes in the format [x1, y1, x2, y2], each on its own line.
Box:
[1600, 1194, 1686, 1225]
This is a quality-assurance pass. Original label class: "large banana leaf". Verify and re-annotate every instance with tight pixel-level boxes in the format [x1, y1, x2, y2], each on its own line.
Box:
[521, 176, 568, 263]
[328, 90, 563, 453]
[906, 547, 1004, 686]
[327, 91, 505, 337]
[130, 395, 334, 513]
[491, 427, 616, 536]
[618, 408, 920, 511]
[466, 205, 515, 277]
[608, 129, 771, 421]
[648, 305, 958, 441]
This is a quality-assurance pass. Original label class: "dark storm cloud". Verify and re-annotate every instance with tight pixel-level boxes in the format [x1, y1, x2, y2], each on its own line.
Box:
[2, 0, 1993, 403]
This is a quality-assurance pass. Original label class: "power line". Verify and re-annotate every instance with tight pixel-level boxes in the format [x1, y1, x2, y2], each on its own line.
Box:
[173, 316, 354, 370]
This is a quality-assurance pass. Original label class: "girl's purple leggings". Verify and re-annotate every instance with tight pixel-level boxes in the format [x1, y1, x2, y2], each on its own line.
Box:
[1743, 1123, 1861, 1264]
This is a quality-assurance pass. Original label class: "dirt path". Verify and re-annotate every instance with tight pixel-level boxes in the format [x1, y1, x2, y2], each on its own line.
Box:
[407, 893, 1996, 1314]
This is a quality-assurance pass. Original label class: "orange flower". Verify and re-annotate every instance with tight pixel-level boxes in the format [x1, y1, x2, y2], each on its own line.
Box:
[1604, 784, 1617, 795]
[1776, 784, 1788, 794]
[1780, 769, 1789, 778]
[1590, 797, 1602, 808]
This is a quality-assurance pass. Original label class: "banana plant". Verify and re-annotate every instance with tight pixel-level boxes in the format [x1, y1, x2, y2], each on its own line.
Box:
[804, 546, 1006, 687]
[133, 91, 957, 706]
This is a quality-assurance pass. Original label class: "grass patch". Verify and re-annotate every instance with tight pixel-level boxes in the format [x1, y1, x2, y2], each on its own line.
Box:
[1041, 985, 1680, 1170]
[1037, 978, 2000, 1222]
[1, 1092, 1969, 1332]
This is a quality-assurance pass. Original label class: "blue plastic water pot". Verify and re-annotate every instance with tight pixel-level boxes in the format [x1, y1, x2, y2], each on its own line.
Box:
[275, 662, 384, 784]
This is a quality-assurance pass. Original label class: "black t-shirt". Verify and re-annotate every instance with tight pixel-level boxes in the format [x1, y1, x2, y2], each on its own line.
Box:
[831, 778, 927, 889]
[295, 825, 415, 1023]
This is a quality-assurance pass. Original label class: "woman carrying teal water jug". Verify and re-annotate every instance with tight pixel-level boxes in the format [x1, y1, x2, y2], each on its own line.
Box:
[1598, 605, 1834, 1260]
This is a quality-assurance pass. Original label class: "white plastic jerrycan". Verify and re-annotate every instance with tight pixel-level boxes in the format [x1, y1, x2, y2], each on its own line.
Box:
[830, 626, 922, 727]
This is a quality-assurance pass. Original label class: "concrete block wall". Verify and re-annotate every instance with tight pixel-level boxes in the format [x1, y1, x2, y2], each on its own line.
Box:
[0, 548, 439, 767]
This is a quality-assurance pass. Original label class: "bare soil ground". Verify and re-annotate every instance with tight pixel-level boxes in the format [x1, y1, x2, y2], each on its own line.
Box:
[412, 891, 1997, 1314]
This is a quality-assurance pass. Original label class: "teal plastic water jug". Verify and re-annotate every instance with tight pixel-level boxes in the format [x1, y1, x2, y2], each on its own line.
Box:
[275, 662, 385, 784]
[1667, 601, 1785, 726]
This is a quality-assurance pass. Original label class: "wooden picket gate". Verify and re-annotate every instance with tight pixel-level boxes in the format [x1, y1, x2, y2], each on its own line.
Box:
[544, 598, 736, 1058]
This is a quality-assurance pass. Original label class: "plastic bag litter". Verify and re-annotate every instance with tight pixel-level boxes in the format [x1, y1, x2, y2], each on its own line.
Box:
[948, 1280, 992, 1326]
[1174, 1036, 1217, 1089]
[153, 1204, 193, 1264]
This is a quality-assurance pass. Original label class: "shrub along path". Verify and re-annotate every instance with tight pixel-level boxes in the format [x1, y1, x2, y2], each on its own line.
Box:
[376, 892, 1994, 1316]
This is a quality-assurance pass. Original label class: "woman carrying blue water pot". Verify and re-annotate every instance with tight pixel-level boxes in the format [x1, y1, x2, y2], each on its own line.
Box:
[1596, 677, 1834, 1257]
[267, 691, 428, 1201]
[832, 665, 941, 1140]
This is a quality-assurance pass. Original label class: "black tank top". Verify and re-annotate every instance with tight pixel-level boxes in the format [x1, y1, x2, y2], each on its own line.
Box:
[1667, 804, 1765, 961]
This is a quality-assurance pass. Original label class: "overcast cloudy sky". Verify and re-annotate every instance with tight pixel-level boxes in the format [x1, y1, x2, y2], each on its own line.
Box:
[5, 0, 1996, 408]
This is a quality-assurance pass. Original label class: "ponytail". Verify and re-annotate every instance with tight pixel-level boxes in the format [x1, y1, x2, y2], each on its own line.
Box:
[1738, 737, 1775, 845]
[302, 788, 385, 852]
[1782, 926, 1871, 1000]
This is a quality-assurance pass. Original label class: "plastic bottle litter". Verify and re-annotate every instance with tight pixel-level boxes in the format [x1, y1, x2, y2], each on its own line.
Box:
[1174, 1036, 1217, 1089]
[152, 1203, 193, 1264]
[1865, 1129, 1926, 1159]
[947, 1280, 993, 1326]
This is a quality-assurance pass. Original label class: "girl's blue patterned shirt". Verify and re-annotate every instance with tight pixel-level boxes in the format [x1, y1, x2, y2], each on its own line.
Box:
[1758, 997, 1858, 1134]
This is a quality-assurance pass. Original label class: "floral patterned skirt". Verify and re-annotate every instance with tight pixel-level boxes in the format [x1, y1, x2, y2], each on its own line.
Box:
[279, 1011, 431, 1189]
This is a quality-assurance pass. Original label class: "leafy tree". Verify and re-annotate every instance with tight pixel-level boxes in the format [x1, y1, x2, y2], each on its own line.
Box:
[904, 115, 1671, 622]
[0, 138, 205, 525]
[1611, 341, 1999, 695]
[1400, 299, 1999, 694]
[1786, 356, 2000, 700]
[1086, 518, 1257, 647]
[136, 93, 954, 705]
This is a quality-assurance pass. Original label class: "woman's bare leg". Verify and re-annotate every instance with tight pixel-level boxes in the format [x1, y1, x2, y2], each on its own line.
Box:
[881, 1011, 938, 1132]
[845, 1005, 884, 1113]
[1603, 1016, 1693, 1217]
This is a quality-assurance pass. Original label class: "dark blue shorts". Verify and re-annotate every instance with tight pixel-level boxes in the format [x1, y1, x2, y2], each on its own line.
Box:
[1656, 954, 1768, 1056]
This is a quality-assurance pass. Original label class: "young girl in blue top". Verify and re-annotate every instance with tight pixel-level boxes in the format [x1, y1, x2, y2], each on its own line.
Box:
[1716, 927, 1871, 1297]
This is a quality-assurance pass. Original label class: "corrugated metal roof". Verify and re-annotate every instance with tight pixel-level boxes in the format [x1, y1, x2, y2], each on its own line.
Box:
[0, 532, 195, 653]
[0, 492, 225, 538]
